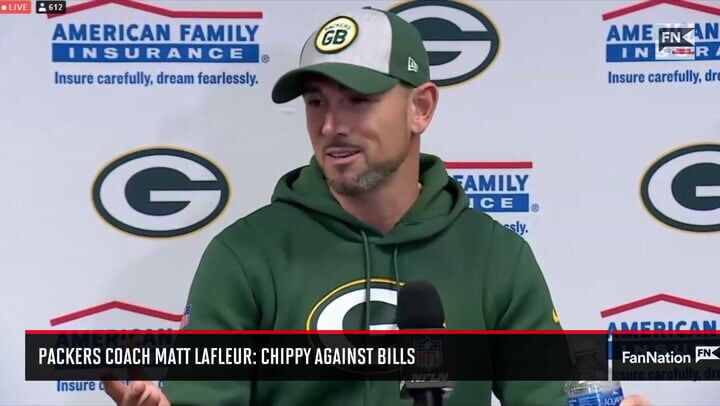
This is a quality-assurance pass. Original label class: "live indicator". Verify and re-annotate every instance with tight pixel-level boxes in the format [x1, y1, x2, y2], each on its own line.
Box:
[0, 1, 32, 14]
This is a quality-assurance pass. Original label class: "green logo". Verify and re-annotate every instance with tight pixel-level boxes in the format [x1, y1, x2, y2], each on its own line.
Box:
[640, 144, 720, 232]
[92, 148, 229, 238]
[389, 0, 500, 86]
[315, 16, 358, 53]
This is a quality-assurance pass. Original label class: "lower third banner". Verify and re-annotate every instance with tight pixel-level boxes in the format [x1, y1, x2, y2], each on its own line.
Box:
[25, 330, 720, 381]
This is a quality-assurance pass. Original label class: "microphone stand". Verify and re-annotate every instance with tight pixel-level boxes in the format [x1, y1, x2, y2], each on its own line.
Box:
[401, 380, 450, 406]
[414, 388, 443, 406]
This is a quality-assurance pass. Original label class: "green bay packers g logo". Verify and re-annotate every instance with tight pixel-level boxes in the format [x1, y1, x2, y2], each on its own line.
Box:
[315, 16, 358, 53]
[306, 279, 402, 375]
[307, 278, 400, 331]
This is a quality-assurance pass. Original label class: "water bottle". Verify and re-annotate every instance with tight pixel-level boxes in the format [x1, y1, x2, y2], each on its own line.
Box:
[565, 341, 624, 406]
[565, 380, 624, 406]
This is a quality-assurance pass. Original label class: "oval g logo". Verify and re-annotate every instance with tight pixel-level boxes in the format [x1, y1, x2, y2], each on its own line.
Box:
[307, 279, 400, 331]
[92, 148, 230, 238]
[307, 279, 401, 375]
[315, 16, 358, 53]
[389, 0, 500, 86]
[641, 144, 720, 232]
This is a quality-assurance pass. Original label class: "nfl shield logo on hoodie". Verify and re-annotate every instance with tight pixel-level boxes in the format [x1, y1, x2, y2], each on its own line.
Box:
[180, 305, 191, 329]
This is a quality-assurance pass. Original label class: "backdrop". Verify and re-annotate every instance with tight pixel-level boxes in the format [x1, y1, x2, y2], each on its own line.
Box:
[1, 0, 719, 404]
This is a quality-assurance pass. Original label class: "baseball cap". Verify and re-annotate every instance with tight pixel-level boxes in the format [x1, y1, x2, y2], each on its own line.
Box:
[271, 6, 430, 104]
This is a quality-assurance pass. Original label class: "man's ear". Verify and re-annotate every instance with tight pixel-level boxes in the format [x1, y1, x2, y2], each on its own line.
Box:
[409, 82, 439, 135]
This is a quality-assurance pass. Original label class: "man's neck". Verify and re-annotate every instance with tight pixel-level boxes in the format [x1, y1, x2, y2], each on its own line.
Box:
[331, 175, 422, 235]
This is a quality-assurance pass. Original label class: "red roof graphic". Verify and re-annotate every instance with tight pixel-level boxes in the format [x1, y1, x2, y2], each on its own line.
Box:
[603, 0, 720, 21]
[600, 294, 720, 318]
[444, 162, 533, 169]
[48, 0, 263, 19]
[50, 301, 182, 326]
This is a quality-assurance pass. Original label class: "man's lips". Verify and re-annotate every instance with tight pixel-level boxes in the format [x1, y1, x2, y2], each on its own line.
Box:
[324, 146, 361, 158]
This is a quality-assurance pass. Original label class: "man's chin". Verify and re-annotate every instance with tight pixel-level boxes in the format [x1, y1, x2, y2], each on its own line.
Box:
[320, 163, 362, 186]
[326, 176, 366, 196]
[327, 170, 391, 196]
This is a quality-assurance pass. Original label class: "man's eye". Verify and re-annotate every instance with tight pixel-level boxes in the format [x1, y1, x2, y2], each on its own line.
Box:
[306, 99, 322, 107]
[351, 97, 369, 104]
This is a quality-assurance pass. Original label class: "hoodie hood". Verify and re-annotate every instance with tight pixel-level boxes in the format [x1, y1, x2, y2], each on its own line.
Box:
[271, 153, 468, 245]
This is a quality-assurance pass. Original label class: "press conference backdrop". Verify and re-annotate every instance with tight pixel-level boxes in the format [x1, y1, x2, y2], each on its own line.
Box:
[1, 0, 718, 404]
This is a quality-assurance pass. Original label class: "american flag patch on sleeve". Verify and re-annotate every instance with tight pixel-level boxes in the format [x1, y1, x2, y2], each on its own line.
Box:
[180, 304, 191, 329]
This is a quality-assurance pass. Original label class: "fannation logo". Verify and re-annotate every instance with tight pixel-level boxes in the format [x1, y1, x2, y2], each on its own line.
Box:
[696, 346, 720, 362]
[641, 144, 720, 232]
[656, 23, 695, 60]
[92, 148, 230, 238]
[389, 0, 499, 86]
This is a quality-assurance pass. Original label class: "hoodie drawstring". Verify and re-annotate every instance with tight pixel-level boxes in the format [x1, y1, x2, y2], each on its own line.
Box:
[359, 234, 402, 406]
[361, 230, 371, 331]
[393, 245, 400, 297]
[360, 230, 371, 406]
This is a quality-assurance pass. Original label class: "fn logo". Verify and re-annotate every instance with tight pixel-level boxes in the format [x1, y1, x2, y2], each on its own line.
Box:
[655, 23, 695, 60]
[695, 346, 720, 362]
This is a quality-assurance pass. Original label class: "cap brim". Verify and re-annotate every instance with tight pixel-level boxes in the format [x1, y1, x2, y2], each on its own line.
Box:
[271, 62, 399, 103]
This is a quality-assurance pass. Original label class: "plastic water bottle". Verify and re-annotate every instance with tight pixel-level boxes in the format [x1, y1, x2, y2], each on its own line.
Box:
[565, 380, 624, 406]
[565, 342, 624, 406]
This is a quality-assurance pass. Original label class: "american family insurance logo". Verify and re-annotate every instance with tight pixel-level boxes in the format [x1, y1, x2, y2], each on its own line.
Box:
[602, 293, 720, 332]
[603, 0, 720, 86]
[49, 0, 266, 87]
[445, 161, 538, 236]
[49, 300, 183, 327]
[48, 301, 180, 393]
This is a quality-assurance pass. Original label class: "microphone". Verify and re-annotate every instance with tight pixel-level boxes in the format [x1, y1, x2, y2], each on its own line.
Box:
[396, 280, 454, 406]
[396, 280, 445, 330]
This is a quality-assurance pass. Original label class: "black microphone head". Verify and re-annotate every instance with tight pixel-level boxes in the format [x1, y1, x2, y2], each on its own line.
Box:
[396, 280, 445, 329]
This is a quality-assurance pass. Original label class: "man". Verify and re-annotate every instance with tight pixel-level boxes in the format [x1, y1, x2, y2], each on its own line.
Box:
[104, 6, 652, 406]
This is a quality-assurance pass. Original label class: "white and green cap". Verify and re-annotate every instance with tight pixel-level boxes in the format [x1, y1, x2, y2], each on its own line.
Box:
[271, 6, 430, 103]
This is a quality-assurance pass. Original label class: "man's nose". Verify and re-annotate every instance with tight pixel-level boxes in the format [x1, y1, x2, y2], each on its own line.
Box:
[320, 104, 348, 137]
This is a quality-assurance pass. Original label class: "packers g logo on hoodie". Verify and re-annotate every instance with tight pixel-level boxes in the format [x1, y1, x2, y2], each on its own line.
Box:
[306, 279, 401, 331]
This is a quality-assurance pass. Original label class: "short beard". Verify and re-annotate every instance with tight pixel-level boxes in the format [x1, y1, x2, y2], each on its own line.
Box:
[326, 155, 405, 196]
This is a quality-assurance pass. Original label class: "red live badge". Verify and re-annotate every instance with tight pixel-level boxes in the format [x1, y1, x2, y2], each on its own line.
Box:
[0, 1, 32, 14]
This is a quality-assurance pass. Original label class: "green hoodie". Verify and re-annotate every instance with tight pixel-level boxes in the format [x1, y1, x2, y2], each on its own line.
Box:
[163, 153, 565, 406]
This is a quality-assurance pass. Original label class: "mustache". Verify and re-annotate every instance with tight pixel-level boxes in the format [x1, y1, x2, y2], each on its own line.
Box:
[324, 140, 363, 150]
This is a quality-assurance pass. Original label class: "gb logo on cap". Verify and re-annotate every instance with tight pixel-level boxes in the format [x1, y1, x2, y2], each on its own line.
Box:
[315, 16, 358, 53]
